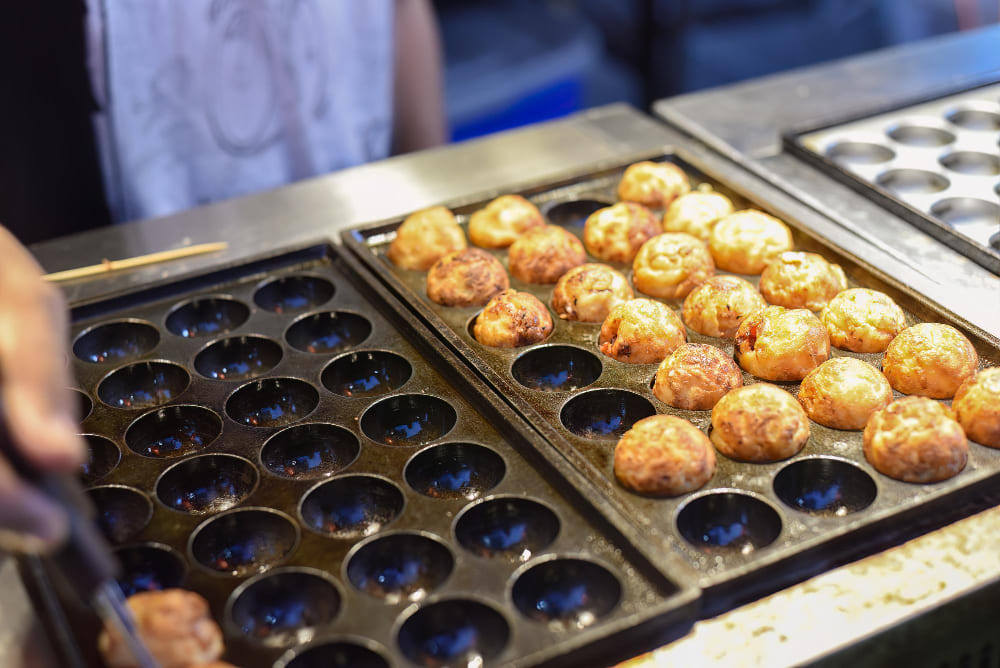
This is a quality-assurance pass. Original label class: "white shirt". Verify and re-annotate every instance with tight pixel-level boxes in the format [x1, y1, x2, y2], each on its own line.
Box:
[86, 0, 394, 222]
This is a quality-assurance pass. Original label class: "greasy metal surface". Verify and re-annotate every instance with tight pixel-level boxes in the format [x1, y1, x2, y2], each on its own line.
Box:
[44, 244, 695, 667]
[788, 81, 1000, 274]
[346, 151, 1000, 609]
[622, 500, 1000, 668]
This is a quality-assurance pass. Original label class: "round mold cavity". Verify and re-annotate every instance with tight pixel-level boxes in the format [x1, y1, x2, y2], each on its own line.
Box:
[511, 345, 602, 392]
[166, 297, 250, 338]
[346, 532, 453, 603]
[939, 151, 1000, 176]
[405, 443, 505, 500]
[773, 458, 877, 516]
[125, 405, 223, 458]
[397, 598, 510, 668]
[560, 389, 655, 440]
[114, 544, 186, 596]
[875, 169, 950, 195]
[156, 454, 258, 515]
[189, 508, 299, 577]
[455, 497, 559, 561]
[226, 377, 319, 428]
[299, 475, 404, 539]
[931, 198, 1000, 228]
[229, 568, 342, 646]
[360, 394, 457, 447]
[886, 123, 955, 147]
[73, 320, 159, 364]
[73, 389, 93, 422]
[677, 492, 782, 554]
[321, 350, 412, 398]
[194, 335, 282, 381]
[80, 435, 121, 484]
[825, 140, 895, 165]
[261, 423, 360, 480]
[285, 311, 372, 354]
[511, 557, 621, 629]
[255, 276, 335, 314]
[946, 106, 1000, 131]
[544, 199, 612, 229]
[97, 361, 189, 409]
[86, 485, 153, 543]
[277, 639, 392, 668]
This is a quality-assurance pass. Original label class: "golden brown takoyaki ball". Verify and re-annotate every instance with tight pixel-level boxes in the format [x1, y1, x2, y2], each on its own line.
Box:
[882, 323, 978, 399]
[551, 263, 633, 323]
[710, 383, 810, 462]
[820, 288, 907, 353]
[797, 357, 893, 430]
[598, 299, 686, 364]
[473, 290, 553, 348]
[583, 202, 660, 263]
[759, 252, 847, 311]
[387, 206, 467, 271]
[709, 210, 794, 275]
[426, 248, 510, 307]
[616, 161, 691, 209]
[98, 589, 224, 668]
[863, 396, 967, 483]
[662, 186, 734, 241]
[507, 225, 586, 284]
[467, 194, 545, 249]
[734, 306, 830, 381]
[682, 275, 767, 339]
[632, 233, 715, 300]
[614, 415, 715, 496]
[953, 367, 1000, 448]
[653, 343, 743, 411]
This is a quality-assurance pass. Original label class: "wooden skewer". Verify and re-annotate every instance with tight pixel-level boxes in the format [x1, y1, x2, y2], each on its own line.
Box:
[43, 242, 229, 282]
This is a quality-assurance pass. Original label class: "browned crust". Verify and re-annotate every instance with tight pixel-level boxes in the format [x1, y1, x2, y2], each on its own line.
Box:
[426, 248, 509, 307]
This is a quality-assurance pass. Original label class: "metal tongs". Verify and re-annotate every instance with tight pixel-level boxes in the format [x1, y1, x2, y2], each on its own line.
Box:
[0, 408, 159, 668]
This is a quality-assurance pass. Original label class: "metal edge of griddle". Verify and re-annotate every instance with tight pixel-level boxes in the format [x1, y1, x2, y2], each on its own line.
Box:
[20, 239, 702, 668]
[777, 75, 1000, 277]
[341, 145, 1000, 615]
[334, 244, 702, 668]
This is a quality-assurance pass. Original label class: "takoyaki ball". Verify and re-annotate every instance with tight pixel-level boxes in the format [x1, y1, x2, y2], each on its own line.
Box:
[426, 248, 509, 307]
[99, 589, 224, 668]
[468, 194, 545, 249]
[614, 415, 715, 496]
[820, 288, 907, 353]
[662, 186, 734, 241]
[598, 299, 686, 364]
[759, 252, 847, 311]
[507, 225, 586, 284]
[387, 206, 466, 270]
[472, 289, 553, 348]
[863, 397, 967, 483]
[734, 306, 830, 381]
[617, 161, 691, 209]
[797, 357, 893, 430]
[583, 202, 660, 263]
[632, 233, 715, 300]
[552, 263, 633, 323]
[653, 343, 743, 411]
[682, 275, 767, 339]
[953, 367, 1000, 448]
[709, 210, 794, 275]
[710, 383, 810, 463]
[882, 323, 978, 399]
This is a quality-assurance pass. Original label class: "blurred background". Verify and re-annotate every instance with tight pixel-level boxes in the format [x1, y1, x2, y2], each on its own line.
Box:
[435, 0, 1000, 141]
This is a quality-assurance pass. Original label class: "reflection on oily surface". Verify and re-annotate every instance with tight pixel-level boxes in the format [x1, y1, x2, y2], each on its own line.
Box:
[405, 443, 505, 500]
[254, 276, 335, 314]
[512, 559, 621, 629]
[126, 405, 222, 458]
[74, 321, 159, 364]
[157, 454, 258, 514]
[397, 599, 510, 668]
[261, 424, 360, 479]
[300, 476, 404, 539]
[115, 545, 186, 596]
[166, 297, 250, 338]
[455, 497, 559, 561]
[322, 350, 411, 398]
[360, 394, 456, 447]
[226, 378, 319, 428]
[191, 510, 298, 577]
[195, 335, 282, 381]
[286, 311, 372, 354]
[232, 571, 341, 645]
[98, 361, 189, 409]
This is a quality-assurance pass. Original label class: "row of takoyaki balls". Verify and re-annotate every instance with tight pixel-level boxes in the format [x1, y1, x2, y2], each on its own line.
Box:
[384, 161, 999, 495]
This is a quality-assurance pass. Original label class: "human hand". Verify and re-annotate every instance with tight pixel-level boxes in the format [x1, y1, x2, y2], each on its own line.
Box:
[0, 225, 85, 551]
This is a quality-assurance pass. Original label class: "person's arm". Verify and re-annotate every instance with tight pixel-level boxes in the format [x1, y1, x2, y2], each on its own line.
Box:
[0, 226, 84, 551]
[392, 0, 447, 154]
